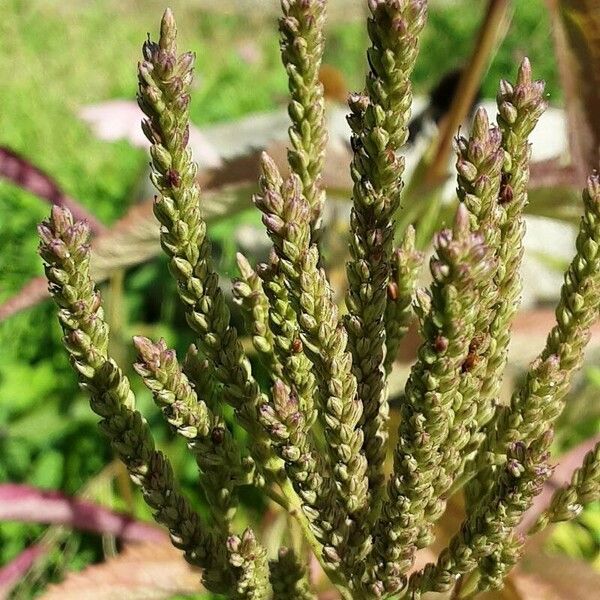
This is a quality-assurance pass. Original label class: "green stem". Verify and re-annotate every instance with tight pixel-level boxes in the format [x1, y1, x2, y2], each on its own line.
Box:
[278, 479, 353, 599]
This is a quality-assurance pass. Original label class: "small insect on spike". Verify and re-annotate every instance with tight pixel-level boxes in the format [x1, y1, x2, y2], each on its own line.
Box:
[499, 180, 514, 205]
[461, 352, 479, 373]
[387, 281, 399, 301]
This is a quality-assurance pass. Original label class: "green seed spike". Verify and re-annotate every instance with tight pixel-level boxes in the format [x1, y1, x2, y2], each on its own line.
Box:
[38, 5, 600, 599]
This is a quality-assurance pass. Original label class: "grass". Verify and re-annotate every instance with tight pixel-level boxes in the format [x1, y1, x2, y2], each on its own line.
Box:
[0, 0, 562, 594]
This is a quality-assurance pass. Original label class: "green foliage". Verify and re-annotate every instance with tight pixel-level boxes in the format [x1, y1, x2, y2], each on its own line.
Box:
[327, 0, 559, 100]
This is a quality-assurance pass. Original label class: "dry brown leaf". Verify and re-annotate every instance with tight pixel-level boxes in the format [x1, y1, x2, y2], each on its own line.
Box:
[477, 572, 562, 600]
[319, 64, 348, 103]
[79, 101, 222, 169]
[547, 0, 600, 185]
[41, 542, 201, 600]
[529, 159, 580, 191]
[519, 550, 600, 600]
[418, 555, 596, 599]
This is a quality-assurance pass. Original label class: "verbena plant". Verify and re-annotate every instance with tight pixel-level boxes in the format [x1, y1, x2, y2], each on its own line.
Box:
[38, 2, 600, 598]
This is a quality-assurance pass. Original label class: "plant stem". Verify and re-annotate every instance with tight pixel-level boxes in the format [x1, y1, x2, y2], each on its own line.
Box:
[425, 0, 512, 186]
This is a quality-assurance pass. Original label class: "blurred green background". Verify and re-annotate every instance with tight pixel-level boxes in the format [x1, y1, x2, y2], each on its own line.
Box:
[3, 0, 596, 598]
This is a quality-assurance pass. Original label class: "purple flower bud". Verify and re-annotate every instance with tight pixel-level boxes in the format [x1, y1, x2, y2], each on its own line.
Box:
[37, 224, 54, 245]
[133, 335, 157, 362]
[499, 100, 518, 125]
[51, 205, 73, 233]
[68, 329, 87, 348]
[166, 168, 181, 188]
[49, 239, 69, 260]
[507, 458, 523, 478]
[259, 152, 282, 187]
[471, 107, 490, 139]
[262, 214, 285, 235]
[164, 348, 176, 366]
[226, 535, 240, 554]
[174, 92, 190, 113]
[456, 158, 478, 183]
[391, 17, 407, 35]
[587, 174, 600, 204]
[453, 203, 470, 236]
[430, 260, 450, 281]
[498, 79, 513, 98]
[516, 57, 532, 85]
[177, 52, 195, 73]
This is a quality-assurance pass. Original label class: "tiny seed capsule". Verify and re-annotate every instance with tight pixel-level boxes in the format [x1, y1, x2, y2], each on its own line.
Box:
[499, 182, 514, 205]
[166, 168, 181, 188]
[292, 338, 303, 353]
[387, 281, 399, 301]
[211, 426, 225, 445]
[434, 335, 448, 353]
[499, 172, 513, 205]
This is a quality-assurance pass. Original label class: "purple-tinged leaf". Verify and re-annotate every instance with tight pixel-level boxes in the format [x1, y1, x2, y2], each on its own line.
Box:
[0, 147, 105, 234]
[0, 544, 47, 599]
[0, 484, 166, 543]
